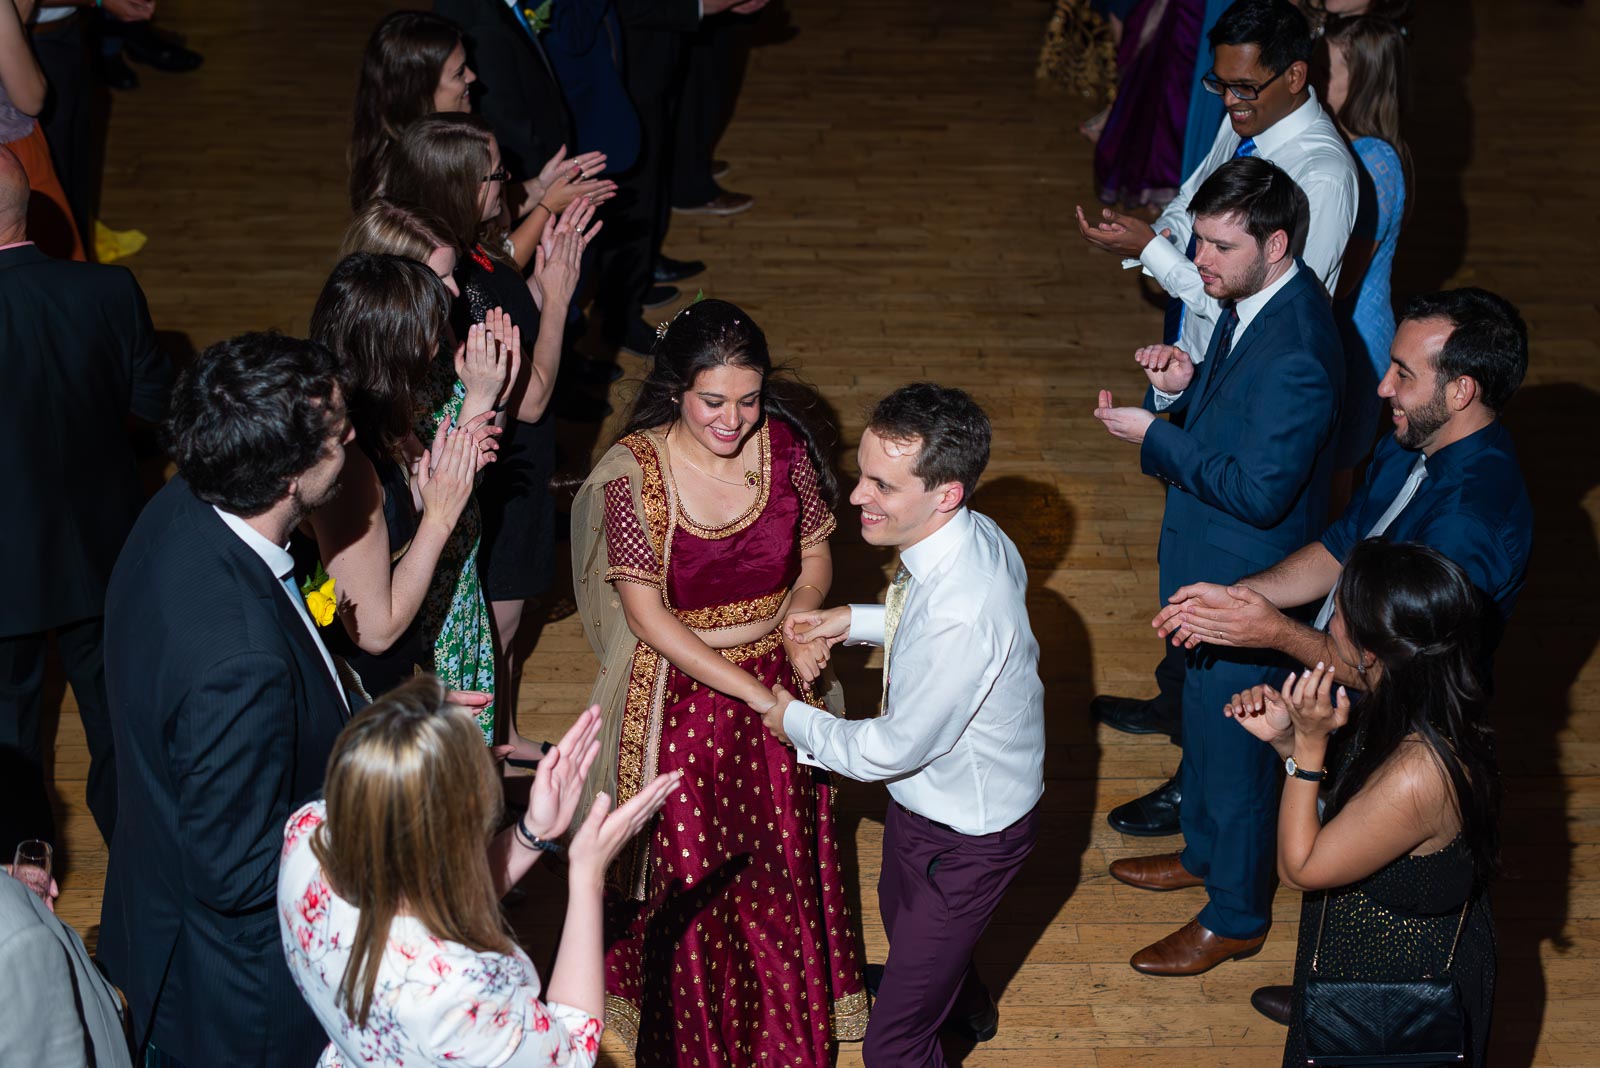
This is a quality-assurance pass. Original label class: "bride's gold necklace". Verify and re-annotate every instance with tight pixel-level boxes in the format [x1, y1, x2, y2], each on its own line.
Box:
[667, 427, 759, 489]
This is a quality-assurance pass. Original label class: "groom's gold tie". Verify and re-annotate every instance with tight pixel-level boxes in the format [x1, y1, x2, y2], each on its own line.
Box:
[879, 563, 912, 714]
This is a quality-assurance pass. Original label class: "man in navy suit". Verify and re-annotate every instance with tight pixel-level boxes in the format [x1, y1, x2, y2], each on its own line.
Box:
[1094, 156, 1343, 976]
[99, 333, 355, 1067]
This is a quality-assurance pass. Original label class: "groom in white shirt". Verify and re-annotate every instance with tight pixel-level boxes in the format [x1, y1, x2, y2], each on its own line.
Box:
[763, 383, 1046, 1066]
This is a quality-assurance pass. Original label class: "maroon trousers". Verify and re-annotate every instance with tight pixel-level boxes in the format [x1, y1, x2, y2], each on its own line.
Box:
[865, 800, 1042, 1066]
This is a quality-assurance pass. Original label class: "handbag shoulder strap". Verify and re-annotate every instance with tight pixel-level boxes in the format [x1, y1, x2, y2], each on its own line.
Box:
[1310, 888, 1474, 977]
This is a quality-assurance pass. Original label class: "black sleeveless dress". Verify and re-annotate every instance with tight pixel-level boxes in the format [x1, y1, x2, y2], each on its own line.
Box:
[453, 242, 556, 603]
[298, 444, 427, 700]
[1284, 829, 1496, 1066]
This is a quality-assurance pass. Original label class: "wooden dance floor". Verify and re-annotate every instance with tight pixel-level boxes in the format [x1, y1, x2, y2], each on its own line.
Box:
[41, 0, 1599, 1063]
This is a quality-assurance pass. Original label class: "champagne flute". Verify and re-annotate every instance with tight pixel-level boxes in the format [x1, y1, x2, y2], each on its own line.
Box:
[12, 839, 53, 902]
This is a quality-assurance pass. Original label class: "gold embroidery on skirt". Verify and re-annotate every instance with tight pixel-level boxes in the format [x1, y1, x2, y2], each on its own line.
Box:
[831, 990, 871, 1041]
[604, 993, 641, 1051]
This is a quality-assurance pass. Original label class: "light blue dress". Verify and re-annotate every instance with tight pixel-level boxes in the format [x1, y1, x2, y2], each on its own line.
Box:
[1335, 136, 1406, 467]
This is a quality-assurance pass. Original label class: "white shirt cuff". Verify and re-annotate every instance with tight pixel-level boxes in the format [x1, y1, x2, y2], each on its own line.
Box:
[1139, 230, 1188, 281]
[845, 604, 885, 646]
[1152, 386, 1184, 411]
[784, 699, 825, 767]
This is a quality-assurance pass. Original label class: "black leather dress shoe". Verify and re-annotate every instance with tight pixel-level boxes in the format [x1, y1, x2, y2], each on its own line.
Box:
[654, 254, 706, 284]
[1091, 694, 1179, 737]
[1251, 984, 1292, 1025]
[947, 988, 999, 1043]
[1107, 777, 1182, 837]
[617, 318, 659, 358]
[96, 52, 140, 90]
[125, 26, 204, 73]
[642, 284, 679, 310]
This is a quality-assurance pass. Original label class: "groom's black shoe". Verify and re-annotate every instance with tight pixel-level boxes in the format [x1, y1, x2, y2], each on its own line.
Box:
[947, 988, 1000, 1043]
[1107, 777, 1182, 837]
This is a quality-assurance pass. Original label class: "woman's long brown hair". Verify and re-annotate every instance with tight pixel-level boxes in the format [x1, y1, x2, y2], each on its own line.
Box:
[1319, 16, 1414, 217]
[383, 112, 499, 256]
[311, 675, 515, 1027]
[348, 11, 463, 211]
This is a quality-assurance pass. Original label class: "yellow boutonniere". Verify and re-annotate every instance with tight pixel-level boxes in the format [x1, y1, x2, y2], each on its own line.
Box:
[299, 562, 338, 627]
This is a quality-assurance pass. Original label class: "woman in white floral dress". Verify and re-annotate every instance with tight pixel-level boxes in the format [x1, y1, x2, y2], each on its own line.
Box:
[277, 675, 682, 1067]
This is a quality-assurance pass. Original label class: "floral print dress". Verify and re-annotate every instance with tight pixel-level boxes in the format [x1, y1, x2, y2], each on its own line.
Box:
[278, 801, 604, 1067]
[416, 357, 497, 741]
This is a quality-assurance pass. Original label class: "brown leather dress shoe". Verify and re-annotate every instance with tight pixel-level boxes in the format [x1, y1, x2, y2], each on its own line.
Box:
[1109, 852, 1204, 891]
[1130, 920, 1266, 976]
[1251, 984, 1293, 1025]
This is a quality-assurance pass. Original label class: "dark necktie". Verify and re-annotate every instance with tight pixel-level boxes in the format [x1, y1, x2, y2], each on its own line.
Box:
[1201, 304, 1241, 402]
[1162, 138, 1259, 345]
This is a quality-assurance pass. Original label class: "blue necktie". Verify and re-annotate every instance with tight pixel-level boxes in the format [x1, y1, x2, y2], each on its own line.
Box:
[1162, 138, 1257, 344]
[1200, 304, 1241, 405]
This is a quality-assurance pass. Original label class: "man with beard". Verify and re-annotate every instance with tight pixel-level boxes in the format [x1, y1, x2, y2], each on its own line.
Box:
[99, 332, 358, 1067]
[1148, 286, 1532, 1017]
[1094, 156, 1343, 976]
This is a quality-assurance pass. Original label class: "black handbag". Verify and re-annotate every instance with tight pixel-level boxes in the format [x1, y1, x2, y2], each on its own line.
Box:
[1301, 891, 1471, 1066]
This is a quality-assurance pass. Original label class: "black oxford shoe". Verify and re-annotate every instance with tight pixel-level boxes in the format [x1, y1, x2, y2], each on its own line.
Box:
[1107, 777, 1182, 837]
[1091, 693, 1179, 737]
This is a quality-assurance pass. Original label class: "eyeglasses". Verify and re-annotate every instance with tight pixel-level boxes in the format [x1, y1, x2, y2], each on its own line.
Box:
[482, 167, 511, 183]
[1201, 65, 1287, 102]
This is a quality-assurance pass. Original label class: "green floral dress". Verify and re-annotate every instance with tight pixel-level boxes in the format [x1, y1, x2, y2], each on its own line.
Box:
[415, 354, 496, 742]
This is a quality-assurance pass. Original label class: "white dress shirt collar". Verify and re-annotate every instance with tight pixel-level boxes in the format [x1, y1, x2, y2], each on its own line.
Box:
[213, 506, 349, 710]
[213, 506, 296, 579]
[1252, 87, 1326, 159]
[900, 506, 972, 581]
[1233, 260, 1300, 340]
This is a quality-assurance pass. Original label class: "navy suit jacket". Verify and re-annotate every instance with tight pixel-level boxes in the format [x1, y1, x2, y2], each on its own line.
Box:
[1141, 263, 1344, 602]
[99, 478, 350, 1066]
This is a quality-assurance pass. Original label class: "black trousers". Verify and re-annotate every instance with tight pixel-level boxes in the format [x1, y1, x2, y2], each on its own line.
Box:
[670, 21, 733, 209]
[595, 21, 686, 338]
[30, 15, 95, 242]
[0, 617, 118, 850]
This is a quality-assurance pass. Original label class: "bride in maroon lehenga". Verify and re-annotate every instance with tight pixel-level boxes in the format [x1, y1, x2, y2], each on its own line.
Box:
[571, 300, 867, 1065]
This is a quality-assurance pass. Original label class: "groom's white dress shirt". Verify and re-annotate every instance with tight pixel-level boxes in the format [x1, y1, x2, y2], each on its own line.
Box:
[782, 507, 1046, 836]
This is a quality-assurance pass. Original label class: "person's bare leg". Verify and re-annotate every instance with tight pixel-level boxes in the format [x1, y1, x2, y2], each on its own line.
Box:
[491, 598, 545, 765]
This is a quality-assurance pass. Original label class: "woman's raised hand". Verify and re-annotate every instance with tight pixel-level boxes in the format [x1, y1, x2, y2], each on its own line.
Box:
[1226, 681, 1295, 758]
[455, 321, 509, 416]
[522, 705, 607, 842]
[416, 412, 496, 530]
[535, 146, 616, 215]
[534, 226, 584, 314]
[1281, 662, 1351, 741]
[566, 770, 686, 891]
[479, 308, 523, 411]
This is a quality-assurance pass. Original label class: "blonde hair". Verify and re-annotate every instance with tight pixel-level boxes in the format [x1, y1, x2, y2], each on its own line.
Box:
[312, 675, 514, 1027]
[339, 197, 456, 263]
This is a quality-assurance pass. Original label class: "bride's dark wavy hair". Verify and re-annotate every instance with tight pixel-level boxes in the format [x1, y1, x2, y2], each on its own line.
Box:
[1330, 539, 1502, 883]
[623, 299, 839, 506]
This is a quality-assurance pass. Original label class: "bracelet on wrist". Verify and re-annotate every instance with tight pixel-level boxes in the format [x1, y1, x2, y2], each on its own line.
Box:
[515, 818, 563, 855]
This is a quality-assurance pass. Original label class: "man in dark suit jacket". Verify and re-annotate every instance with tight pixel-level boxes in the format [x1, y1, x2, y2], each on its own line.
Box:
[1094, 157, 1343, 976]
[433, 0, 572, 183]
[0, 145, 170, 851]
[99, 332, 355, 1067]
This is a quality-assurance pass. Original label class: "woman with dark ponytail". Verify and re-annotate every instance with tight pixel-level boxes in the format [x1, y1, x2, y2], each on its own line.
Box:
[569, 298, 868, 1063]
[1228, 538, 1500, 1065]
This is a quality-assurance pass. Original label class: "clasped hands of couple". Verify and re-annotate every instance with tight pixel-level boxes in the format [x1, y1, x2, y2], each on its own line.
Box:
[753, 606, 854, 747]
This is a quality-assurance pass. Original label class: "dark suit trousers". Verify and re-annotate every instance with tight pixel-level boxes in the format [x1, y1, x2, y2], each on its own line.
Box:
[0, 617, 117, 846]
[597, 23, 685, 336]
[30, 16, 95, 242]
[866, 800, 1040, 1067]
[1177, 643, 1284, 940]
[669, 22, 731, 209]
